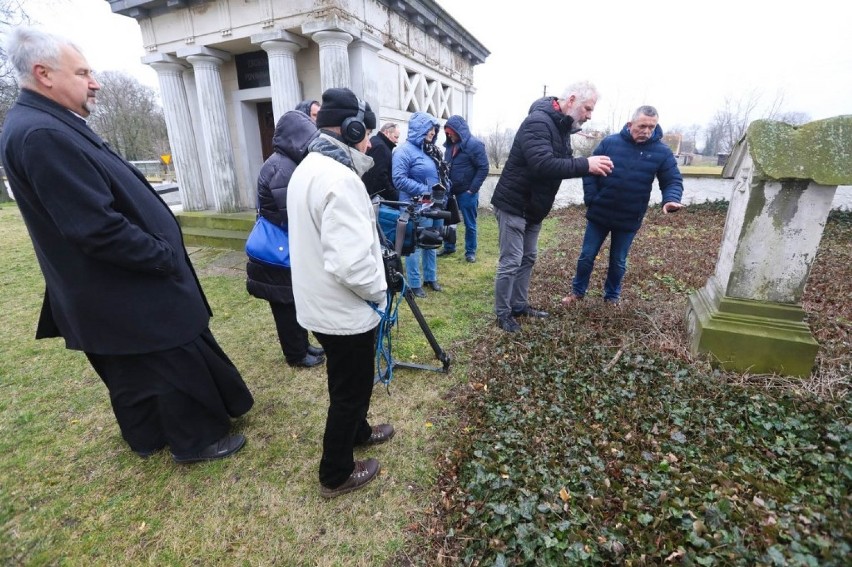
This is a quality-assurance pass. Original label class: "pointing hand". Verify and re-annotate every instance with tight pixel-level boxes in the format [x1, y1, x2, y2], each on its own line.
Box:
[588, 155, 613, 176]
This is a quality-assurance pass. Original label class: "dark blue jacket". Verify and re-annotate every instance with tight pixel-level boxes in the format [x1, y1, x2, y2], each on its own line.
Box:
[491, 97, 589, 224]
[583, 124, 683, 232]
[443, 115, 489, 196]
[0, 89, 211, 354]
[247, 110, 317, 303]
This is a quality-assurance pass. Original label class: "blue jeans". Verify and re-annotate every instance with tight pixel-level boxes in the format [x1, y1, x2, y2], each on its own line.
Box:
[571, 219, 637, 301]
[442, 191, 478, 255]
[494, 207, 541, 319]
[405, 216, 437, 288]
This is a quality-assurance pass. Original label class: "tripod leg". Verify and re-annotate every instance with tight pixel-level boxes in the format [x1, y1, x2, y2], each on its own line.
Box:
[403, 288, 451, 372]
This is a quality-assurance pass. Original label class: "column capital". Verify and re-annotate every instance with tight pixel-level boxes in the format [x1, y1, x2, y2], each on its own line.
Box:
[352, 31, 383, 52]
[309, 30, 354, 48]
[177, 45, 231, 62]
[260, 40, 302, 57]
[143, 53, 189, 75]
[302, 15, 360, 39]
[251, 30, 308, 50]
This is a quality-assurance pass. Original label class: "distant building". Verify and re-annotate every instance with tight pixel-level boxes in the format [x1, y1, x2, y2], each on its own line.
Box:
[107, 0, 489, 212]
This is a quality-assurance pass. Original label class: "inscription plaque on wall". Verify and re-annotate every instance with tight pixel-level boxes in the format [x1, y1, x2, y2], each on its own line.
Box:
[236, 51, 270, 89]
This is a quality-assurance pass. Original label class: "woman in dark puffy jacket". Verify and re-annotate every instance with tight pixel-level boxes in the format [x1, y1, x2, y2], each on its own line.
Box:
[246, 110, 324, 368]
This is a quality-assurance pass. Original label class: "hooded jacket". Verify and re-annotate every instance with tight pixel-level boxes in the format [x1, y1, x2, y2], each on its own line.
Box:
[443, 115, 490, 196]
[245, 111, 317, 304]
[491, 97, 589, 224]
[392, 112, 442, 203]
[287, 132, 387, 335]
[583, 123, 683, 232]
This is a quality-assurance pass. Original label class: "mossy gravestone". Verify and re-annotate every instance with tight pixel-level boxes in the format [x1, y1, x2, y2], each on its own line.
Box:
[686, 115, 852, 376]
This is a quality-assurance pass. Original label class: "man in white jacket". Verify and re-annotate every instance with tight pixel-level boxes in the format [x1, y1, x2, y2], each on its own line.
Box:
[287, 88, 392, 498]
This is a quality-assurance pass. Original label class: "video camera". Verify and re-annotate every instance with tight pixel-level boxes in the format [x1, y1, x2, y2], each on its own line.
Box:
[376, 184, 459, 258]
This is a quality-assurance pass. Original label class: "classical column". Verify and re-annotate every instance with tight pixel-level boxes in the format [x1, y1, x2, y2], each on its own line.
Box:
[686, 116, 852, 376]
[348, 32, 382, 113]
[182, 49, 240, 213]
[253, 30, 308, 123]
[310, 30, 353, 91]
[144, 53, 207, 211]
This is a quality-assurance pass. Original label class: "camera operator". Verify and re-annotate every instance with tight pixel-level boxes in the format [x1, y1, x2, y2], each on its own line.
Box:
[287, 88, 393, 499]
[391, 112, 452, 297]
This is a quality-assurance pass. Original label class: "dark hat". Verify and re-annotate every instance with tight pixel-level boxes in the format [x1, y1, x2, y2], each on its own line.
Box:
[316, 87, 377, 130]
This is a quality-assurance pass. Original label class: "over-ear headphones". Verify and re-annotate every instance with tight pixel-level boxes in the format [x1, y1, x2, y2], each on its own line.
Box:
[341, 98, 367, 144]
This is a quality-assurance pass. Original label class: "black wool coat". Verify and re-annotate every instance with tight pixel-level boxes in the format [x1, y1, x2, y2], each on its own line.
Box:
[362, 131, 398, 201]
[0, 89, 211, 355]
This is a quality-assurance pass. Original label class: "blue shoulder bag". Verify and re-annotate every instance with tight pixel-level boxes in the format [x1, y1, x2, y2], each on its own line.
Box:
[245, 215, 290, 268]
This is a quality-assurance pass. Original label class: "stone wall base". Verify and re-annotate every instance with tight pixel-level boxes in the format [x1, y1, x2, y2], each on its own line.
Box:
[686, 286, 819, 377]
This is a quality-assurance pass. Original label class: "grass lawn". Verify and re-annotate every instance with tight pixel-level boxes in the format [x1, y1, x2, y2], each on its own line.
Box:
[1, 201, 849, 565]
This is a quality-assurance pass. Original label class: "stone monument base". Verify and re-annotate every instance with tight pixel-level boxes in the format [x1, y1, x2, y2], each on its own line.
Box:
[686, 282, 819, 377]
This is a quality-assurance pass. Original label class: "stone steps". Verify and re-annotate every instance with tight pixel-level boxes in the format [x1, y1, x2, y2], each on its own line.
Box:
[176, 211, 255, 251]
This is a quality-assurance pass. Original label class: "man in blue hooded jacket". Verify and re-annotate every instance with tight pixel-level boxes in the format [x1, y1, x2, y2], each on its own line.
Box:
[562, 105, 684, 307]
[438, 115, 490, 263]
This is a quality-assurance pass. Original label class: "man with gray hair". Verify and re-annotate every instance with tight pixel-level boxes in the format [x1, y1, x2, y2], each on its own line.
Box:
[362, 121, 400, 201]
[1, 27, 254, 463]
[491, 81, 614, 332]
[562, 105, 684, 307]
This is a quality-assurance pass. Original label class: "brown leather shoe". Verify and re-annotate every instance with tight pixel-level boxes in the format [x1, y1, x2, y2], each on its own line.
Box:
[561, 294, 583, 307]
[358, 423, 395, 446]
[320, 458, 380, 499]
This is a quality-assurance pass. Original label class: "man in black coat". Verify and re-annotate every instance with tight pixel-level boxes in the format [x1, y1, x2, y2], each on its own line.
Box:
[362, 122, 400, 201]
[1, 27, 253, 462]
[491, 81, 613, 332]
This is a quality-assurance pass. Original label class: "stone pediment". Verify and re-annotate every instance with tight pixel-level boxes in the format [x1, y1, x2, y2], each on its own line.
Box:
[724, 115, 852, 186]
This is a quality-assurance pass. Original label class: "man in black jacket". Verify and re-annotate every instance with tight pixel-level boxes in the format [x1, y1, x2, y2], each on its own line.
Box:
[491, 81, 613, 332]
[1, 27, 253, 462]
[362, 122, 400, 200]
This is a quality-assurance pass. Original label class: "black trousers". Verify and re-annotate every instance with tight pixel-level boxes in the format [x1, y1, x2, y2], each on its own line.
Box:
[314, 326, 377, 488]
[86, 328, 254, 455]
[268, 301, 309, 364]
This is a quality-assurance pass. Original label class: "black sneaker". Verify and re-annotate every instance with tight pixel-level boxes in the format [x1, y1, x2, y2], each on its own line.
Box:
[307, 344, 325, 357]
[436, 249, 454, 257]
[410, 287, 427, 298]
[497, 316, 521, 333]
[172, 434, 246, 464]
[288, 353, 325, 368]
[320, 458, 380, 499]
[465, 254, 476, 263]
[425, 281, 443, 292]
[512, 306, 549, 319]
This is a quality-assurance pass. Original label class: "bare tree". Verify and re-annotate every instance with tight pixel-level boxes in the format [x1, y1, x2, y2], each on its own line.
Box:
[703, 89, 794, 156]
[775, 111, 811, 126]
[482, 124, 514, 169]
[0, 0, 31, 201]
[87, 71, 169, 161]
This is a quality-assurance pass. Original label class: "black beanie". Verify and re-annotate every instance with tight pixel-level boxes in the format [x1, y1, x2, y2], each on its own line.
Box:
[315, 87, 377, 130]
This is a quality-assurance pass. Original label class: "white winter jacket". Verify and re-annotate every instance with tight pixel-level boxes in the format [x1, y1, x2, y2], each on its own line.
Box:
[287, 133, 388, 335]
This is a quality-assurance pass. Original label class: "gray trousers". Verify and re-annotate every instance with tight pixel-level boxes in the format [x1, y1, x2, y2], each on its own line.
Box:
[493, 207, 542, 319]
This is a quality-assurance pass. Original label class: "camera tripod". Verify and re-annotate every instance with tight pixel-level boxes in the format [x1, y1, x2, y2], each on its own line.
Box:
[374, 266, 451, 385]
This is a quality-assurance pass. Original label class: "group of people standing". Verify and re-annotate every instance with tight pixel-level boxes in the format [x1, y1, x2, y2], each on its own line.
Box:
[2, 25, 684, 500]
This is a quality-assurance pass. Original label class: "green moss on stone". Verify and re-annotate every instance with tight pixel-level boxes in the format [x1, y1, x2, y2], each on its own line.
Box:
[747, 116, 852, 185]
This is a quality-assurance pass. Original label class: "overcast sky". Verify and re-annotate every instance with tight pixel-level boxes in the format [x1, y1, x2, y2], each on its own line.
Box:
[26, 0, 852, 136]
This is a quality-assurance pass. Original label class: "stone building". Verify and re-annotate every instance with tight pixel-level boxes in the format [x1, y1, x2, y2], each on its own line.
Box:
[106, 0, 489, 213]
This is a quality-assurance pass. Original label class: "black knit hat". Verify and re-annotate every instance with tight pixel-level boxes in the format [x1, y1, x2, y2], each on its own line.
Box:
[315, 87, 377, 130]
